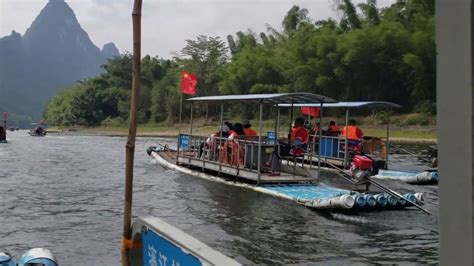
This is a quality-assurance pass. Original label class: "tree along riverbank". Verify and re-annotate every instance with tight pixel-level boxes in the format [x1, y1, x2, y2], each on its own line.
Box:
[44, 1, 436, 129]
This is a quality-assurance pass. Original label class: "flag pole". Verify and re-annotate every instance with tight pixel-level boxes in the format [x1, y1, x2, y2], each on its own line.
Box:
[121, 0, 142, 265]
[178, 91, 183, 135]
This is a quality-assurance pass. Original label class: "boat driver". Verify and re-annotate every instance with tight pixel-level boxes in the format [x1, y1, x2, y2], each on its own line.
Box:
[340, 119, 364, 153]
[341, 119, 363, 140]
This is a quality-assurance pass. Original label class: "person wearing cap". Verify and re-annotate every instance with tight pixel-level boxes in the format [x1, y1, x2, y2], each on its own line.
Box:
[242, 119, 258, 136]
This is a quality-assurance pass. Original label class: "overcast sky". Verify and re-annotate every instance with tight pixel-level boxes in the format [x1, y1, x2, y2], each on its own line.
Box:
[0, 0, 394, 58]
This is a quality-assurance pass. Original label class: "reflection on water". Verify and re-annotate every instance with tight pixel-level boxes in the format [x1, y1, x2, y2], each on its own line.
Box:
[0, 132, 438, 264]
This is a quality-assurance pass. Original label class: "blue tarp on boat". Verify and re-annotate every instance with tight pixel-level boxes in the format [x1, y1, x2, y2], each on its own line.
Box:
[263, 184, 351, 201]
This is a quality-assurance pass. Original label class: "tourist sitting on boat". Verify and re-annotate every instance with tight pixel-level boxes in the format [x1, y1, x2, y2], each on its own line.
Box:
[35, 127, 45, 136]
[224, 121, 234, 133]
[221, 123, 246, 166]
[242, 119, 258, 137]
[314, 122, 321, 134]
[265, 117, 309, 176]
[229, 123, 245, 139]
[304, 120, 311, 130]
[328, 121, 340, 131]
[340, 119, 364, 152]
[199, 124, 230, 159]
[308, 122, 321, 143]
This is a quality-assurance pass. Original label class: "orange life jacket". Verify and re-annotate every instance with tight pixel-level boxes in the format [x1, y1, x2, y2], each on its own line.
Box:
[243, 128, 258, 136]
[341, 125, 363, 140]
[291, 127, 309, 144]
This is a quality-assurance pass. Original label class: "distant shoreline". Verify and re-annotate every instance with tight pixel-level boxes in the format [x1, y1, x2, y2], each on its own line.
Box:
[47, 125, 437, 145]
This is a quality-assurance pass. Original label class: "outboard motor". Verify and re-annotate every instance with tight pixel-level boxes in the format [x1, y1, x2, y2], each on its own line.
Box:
[146, 146, 156, 156]
[350, 155, 374, 181]
[350, 155, 374, 191]
[0, 252, 16, 266]
[18, 248, 58, 266]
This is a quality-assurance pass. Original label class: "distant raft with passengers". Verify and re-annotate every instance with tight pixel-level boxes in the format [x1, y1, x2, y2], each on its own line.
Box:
[28, 122, 47, 137]
[147, 93, 430, 213]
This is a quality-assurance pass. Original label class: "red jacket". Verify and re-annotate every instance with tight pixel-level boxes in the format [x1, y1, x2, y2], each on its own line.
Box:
[291, 126, 309, 144]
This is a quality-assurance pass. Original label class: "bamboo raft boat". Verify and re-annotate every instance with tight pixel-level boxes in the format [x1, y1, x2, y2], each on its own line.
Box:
[147, 93, 428, 213]
[149, 147, 425, 211]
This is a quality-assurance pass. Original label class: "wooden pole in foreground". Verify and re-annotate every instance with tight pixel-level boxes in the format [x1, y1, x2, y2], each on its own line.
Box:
[122, 0, 142, 265]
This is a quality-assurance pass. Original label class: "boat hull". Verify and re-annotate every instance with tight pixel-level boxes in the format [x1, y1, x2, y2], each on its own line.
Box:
[149, 147, 425, 212]
[295, 156, 439, 185]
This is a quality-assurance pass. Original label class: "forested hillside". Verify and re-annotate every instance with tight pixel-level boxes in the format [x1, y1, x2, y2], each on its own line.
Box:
[44, 0, 435, 127]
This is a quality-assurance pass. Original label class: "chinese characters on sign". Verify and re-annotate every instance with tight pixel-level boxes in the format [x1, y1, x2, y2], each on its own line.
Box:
[143, 229, 202, 266]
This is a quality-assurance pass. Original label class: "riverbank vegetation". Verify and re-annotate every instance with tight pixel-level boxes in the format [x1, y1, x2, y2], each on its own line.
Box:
[45, 0, 435, 133]
[50, 112, 437, 142]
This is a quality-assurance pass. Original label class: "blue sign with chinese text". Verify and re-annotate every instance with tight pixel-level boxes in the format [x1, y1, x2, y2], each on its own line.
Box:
[267, 131, 276, 145]
[178, 134, 190, 149]
[143, 228, 202, 266]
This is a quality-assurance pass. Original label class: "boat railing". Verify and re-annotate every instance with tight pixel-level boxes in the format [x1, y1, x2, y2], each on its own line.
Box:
[304, 134, 387, 165]
[176, 132, 384, 177]
[177, 134, 276, 174]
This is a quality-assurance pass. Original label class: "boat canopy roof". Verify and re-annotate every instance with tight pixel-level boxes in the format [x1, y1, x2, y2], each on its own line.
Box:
[278, 101, 402, 109]
[187, 93, 337, 104]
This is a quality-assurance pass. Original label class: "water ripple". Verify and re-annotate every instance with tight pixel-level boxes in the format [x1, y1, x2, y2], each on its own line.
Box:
[0, 132, 438, 264]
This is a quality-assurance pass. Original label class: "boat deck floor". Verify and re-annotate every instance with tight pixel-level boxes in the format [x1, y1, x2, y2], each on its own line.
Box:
[156, 150, 318, 184]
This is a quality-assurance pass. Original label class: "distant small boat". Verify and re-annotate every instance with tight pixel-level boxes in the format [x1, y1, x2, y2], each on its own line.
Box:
[29, 127, 47, 136]
[9, 126, 14, 132]
[28, 122, 48, 136]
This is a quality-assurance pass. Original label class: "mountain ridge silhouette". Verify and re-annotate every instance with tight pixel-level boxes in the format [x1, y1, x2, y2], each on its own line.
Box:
[0, 0, 119, 126]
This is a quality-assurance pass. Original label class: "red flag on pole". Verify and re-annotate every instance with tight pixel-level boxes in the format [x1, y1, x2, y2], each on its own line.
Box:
[301, 107, 320, 117]
[181, 71, 197, 95]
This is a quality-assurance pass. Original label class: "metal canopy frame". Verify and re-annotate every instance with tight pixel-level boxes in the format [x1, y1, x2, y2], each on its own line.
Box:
[187, 93, 337, 104]
[182, 93, 337, 185]
[278, 101, 401, 169]
[278, 101, 402, 109]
